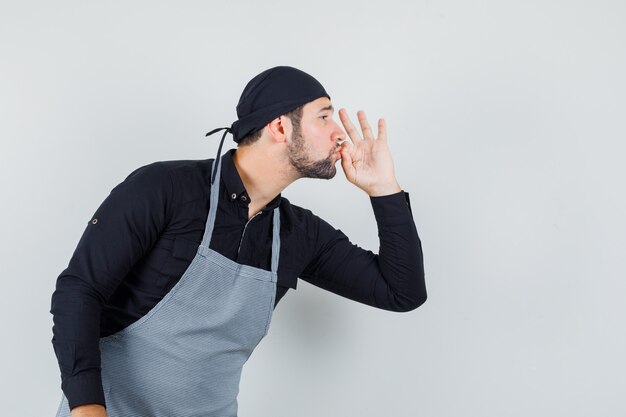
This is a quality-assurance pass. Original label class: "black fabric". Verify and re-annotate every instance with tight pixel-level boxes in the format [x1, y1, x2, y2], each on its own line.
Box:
[232, 65, 330, 142]
[230, 65, 330, 142]
[50, 148, 426, 410]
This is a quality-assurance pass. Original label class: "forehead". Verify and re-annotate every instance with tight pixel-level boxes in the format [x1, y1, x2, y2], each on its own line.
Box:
[304, 96, 333, 114]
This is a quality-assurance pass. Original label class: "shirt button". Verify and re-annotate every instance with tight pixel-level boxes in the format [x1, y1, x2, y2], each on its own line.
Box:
[91, 218, 98, 224]
[231, 193, 237, 200]
[240, 195, 248, 202]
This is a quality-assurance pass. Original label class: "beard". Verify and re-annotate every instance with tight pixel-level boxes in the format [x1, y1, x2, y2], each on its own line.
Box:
[287, 127, 339, 180]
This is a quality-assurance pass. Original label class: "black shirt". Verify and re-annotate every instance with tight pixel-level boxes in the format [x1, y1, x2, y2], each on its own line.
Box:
[50, 148, 427, 410]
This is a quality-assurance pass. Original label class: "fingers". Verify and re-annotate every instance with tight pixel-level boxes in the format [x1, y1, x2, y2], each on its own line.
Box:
[339, 108, 363, 144]
[378, 118, 387, 142]
[357, 110, 375, 141]
[339, 108, 385, 143]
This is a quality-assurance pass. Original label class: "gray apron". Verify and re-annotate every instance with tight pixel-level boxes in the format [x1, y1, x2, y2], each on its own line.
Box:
[55, 154, 280, 417]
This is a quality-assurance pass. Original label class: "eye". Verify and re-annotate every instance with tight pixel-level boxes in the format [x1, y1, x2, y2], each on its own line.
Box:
[320, 115, 329, 120]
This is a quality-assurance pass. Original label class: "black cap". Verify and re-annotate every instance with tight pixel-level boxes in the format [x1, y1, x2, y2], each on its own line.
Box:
[230, 65, 330, 142]
[205, 66, 330, 183]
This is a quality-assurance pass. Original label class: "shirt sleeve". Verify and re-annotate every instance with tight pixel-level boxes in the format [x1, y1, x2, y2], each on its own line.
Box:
[49, 162, 174, 410]
[299, 190, 426, 312]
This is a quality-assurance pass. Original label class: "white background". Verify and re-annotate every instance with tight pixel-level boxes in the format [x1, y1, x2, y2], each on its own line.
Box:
[1, 1, 625, 416]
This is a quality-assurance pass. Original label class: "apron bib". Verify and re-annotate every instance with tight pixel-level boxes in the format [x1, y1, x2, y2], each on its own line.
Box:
[55, 154, 280, 417]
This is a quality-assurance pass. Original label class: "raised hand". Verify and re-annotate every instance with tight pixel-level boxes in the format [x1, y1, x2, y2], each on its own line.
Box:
[338, 108, 402, 196]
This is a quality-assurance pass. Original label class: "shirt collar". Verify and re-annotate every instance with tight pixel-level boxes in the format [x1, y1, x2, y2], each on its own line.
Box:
[220, 148, 282, 211]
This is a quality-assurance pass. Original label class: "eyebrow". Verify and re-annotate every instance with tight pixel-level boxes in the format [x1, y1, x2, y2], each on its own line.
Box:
[317, 105, 334, 113]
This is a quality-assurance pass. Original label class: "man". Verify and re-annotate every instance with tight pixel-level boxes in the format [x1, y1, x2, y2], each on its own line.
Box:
[51, 66, 427, 417]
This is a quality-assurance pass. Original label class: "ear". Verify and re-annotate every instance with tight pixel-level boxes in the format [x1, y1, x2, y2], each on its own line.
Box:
[267, 115, 290, 143]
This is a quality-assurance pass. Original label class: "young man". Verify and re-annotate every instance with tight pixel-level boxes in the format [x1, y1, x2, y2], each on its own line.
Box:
[51, 66, 427, 417]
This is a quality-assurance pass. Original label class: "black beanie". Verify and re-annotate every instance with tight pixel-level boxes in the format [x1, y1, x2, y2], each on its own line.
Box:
[230, 66, 330, 142]
[205, 66, 330, 183]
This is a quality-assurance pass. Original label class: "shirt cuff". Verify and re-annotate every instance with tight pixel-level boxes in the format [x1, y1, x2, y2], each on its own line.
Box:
[369, 190, 414, 226]
[63, 369, 106, 410]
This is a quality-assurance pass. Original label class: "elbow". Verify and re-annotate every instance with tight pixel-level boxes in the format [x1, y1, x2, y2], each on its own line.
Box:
[399, 292, 427, 312]
[379, 268, 428, 312]
[395, 262, 426, 312]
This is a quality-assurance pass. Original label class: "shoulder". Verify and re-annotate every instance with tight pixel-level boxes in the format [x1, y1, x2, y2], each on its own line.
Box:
[116, 159, 214, 210]
[277, 196, 330, 240]
[126, 159, 212, 174]
[151, 159, 213, 179]
[127, 158, 213, 189]
[277, 197, 350, 271]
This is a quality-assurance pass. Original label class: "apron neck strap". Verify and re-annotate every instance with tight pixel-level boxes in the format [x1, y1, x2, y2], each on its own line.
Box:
[205, 127, 232, 185]
[270, 208, 280, 273]
[202, 127, 281, 275]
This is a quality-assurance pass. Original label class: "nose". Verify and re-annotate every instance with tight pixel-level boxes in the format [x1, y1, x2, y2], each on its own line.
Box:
[331, 119, 346, 144]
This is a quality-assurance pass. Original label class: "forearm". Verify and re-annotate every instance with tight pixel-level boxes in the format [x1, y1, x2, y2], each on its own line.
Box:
[51, 273, 107, 409]
[300, 190, 426, 312]
[370, 190, 426, 311]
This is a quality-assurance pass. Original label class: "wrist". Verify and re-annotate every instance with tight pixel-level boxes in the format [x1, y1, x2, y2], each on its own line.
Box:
[366, 182, 402, 197]
[71, 403, 106, 417]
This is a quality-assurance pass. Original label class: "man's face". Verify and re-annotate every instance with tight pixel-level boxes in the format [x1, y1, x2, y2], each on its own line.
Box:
[286, 97, 346, 180]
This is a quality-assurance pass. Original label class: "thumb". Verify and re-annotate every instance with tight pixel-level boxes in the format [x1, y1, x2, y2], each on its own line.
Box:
[339, 144, 355, 182]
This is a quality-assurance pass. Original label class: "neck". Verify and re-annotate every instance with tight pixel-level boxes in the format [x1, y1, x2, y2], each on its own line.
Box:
[231, 145, 299, 217]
